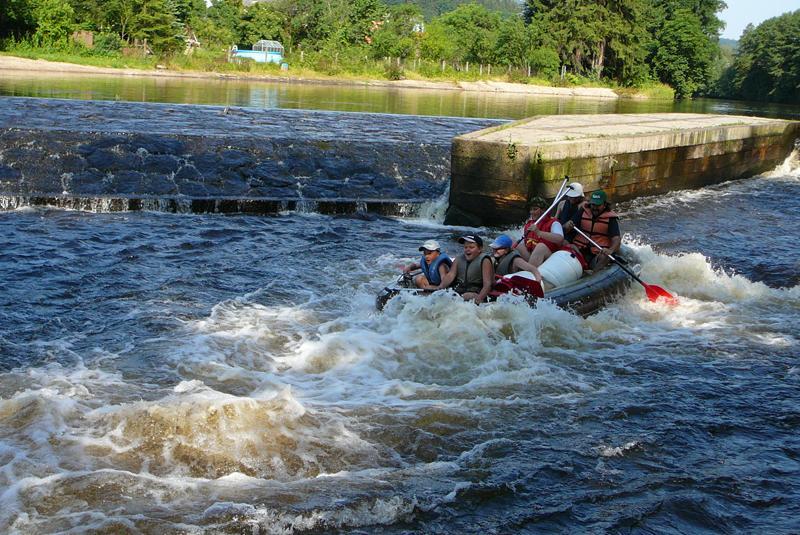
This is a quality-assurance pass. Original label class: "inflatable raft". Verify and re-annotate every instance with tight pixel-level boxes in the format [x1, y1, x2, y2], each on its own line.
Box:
[376, 246, 637, 316]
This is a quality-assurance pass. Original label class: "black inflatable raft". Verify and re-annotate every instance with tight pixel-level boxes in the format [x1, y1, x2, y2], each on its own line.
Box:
[376, 247, 637, 316]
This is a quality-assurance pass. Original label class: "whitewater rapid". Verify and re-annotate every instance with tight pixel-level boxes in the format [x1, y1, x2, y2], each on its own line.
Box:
[0, 158, 799, 533]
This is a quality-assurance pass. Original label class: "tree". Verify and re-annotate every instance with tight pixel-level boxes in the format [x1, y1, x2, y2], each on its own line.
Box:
[32, 0, 75, 45]
[241, 2, 286, 46]
[0, 0, 36, 40]
[728, 11, 800, 103]
[494, 16, 529, 68]
[652, 8, 715, 97]
[207, 0, 243, 46]
[129, 0, 183, 54]
[523, 0, 650, 83]
[368, 3, 422, 59]
[435, 3, 501, 64]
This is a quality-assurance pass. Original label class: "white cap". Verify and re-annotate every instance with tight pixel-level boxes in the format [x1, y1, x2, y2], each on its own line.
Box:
[565, 182, 584, 198]
[419, 239, 441, 252]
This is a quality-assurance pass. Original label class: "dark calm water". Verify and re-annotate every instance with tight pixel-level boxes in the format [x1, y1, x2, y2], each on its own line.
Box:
[1, 79, 799, 533]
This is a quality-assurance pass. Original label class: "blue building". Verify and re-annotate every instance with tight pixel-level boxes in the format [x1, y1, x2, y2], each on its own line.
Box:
[232, 40, 284, 64]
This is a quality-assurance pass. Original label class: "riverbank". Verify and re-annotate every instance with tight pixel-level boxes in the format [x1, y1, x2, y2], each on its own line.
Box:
[0, 54, 630, 100]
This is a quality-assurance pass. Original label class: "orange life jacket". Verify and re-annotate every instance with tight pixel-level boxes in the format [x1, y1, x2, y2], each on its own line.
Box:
[523, 216, 561, 253]
[572, 206, 619, 254]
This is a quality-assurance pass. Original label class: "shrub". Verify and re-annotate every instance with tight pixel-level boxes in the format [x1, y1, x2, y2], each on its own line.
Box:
[384, 62, 404, 80]
[93, 32, 123, 56]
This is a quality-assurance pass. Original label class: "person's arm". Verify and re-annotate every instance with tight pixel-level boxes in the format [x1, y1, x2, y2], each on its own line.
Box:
[555, 199, 566, 221]
[512, 257, 542, 282]
[438, 258, 458, 289]
[600, 218, 621, 255]
[474, 257, 494, 304]
[531, 221, 564, 246]
[403, 261, 421, 273]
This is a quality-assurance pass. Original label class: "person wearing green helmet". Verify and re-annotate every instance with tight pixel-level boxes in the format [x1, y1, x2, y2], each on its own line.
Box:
[569, 189, 621, 270]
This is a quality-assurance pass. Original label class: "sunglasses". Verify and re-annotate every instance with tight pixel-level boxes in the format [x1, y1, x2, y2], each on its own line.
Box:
[423, 249, 437, 255]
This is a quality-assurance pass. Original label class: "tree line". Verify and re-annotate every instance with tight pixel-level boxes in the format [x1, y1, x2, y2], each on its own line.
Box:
[712, 10, 800, 104]
[0, 0, 796, 102]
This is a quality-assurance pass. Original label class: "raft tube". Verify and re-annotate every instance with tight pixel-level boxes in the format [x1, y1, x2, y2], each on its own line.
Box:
[376, 246, 636, 316]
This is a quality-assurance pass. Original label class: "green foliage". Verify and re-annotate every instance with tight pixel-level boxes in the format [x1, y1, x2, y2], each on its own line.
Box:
[652, 8, 715, 98]
[527, 46, 559, 78]
[436, 3, 501, 64]
[240, 2, 286, 46]
[130, 0, 184, 54]
[93, 31, 123, 54]
[32, 0, 75, 45]
[2, 0, 741, 99]
[385, 0, 521, 20]
[722, 10, 800, 103]
[384, 60, 404, 80]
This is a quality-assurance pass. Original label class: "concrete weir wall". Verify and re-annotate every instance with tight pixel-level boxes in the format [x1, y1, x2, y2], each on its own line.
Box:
[0, 97, 500, 216]
[446, 113, 800, 226]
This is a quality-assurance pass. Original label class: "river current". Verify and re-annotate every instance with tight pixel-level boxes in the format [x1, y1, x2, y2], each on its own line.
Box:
[2, 79, 800, 533]
[2, 153, 799, 532]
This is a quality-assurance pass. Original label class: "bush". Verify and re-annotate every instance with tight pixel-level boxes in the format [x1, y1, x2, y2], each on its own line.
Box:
[384, 62, 404, 80]
[528, 47, 560, 79]
[93, 32, 122, 56]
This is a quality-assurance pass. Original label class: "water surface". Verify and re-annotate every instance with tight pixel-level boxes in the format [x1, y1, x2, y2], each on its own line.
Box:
[2, 70, 799, 120]
[1, 158, 798, 533]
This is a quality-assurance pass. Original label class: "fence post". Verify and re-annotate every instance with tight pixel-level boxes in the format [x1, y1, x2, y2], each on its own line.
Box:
[466, 61, 469, 73]
[488, 64, 491, 75]
[441, 60, 445, 72]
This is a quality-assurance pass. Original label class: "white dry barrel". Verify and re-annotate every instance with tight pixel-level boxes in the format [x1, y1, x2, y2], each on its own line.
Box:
[538, 250, 583, 290]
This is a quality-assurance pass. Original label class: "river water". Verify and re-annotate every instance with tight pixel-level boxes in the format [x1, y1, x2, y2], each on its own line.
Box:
[1, 76, 800, 533]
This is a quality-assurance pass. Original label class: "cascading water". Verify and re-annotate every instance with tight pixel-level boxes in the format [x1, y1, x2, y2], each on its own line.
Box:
[1, 152, 799, 532]
[2, 87, 800, 533]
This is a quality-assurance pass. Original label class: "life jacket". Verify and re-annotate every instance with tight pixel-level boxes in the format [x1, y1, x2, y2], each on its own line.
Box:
[455, 252, 491, 294]
[572, 205, 619, 254]
[523, 216, 561, 253]
[494, 250, 521, 276]
[418, 252, 452, 285]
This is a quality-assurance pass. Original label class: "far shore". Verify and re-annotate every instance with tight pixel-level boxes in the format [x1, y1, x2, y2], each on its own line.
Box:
[0, 54, 624, 100]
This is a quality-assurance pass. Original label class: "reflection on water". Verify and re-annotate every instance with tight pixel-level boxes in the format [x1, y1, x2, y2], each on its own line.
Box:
[2, 70, 799, 120]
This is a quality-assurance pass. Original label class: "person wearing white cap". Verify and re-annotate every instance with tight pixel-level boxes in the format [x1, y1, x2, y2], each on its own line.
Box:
[402, 239, 452, 290]
[438, 234, 494, 304]
[556, 182, 586, 240]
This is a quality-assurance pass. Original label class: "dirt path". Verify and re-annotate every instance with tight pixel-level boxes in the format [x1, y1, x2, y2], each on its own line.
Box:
[0, 55, 620, 99]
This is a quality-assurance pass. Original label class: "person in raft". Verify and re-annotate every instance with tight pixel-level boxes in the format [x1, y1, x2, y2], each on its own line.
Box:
[438, 234, 494, 304]
[570, 189, 621, 270]
[490, 235, 542, 281]
[514, 197, 566, 267]
[556, 182, 586, 241]
[402, 239, 452, 290]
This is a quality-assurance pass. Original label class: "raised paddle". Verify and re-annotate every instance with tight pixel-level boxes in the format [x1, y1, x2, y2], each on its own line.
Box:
[519, 177, 571, 244]
[572, 228, 676, 304]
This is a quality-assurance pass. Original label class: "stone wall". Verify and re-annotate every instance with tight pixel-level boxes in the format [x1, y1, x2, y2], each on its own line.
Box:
[446, 114, 800, 226]
[0, 97, 501, 215]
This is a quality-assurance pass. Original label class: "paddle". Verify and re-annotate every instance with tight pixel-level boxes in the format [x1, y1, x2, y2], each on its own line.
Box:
[518, 177, 573, 245]
[572, 228, 676, 304]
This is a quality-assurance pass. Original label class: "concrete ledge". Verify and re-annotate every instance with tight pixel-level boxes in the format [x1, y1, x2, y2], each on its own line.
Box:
[447, 113, 800, 225]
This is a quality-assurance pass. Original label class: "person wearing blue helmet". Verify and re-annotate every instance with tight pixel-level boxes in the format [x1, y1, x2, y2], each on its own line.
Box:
[490, 234, 542, 281]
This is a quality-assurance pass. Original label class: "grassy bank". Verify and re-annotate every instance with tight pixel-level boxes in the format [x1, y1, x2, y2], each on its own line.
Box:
[0, 42, 675, 99]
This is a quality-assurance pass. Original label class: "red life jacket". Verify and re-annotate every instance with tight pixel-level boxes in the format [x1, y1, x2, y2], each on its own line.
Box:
[523, 216, 561, 253]
[572, 206, 619, 254]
